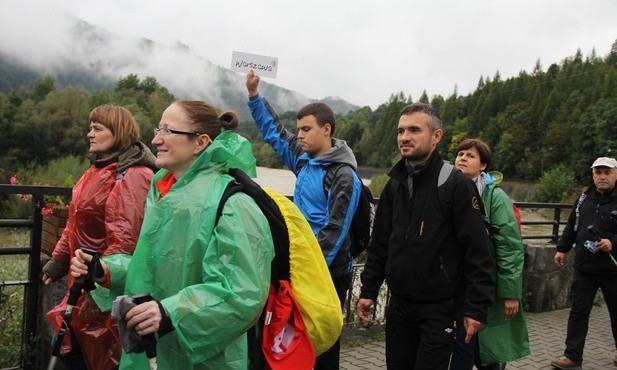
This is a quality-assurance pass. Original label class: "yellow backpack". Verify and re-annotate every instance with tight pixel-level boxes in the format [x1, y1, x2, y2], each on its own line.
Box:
[265, 189, 343, 354]
[216, 169, 342, 359]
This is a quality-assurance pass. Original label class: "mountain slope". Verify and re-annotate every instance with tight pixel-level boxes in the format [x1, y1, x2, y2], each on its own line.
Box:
[0, 16, 359, 115]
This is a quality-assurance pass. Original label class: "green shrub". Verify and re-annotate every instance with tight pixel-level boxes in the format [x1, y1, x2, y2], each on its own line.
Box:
[502, 180, 537, 202]
[16, 155, 88, 186]
[369, 174, 390, 197]
[0, 196, 31, 219]
[0, 229, 29, 367]
[253, 143, 284, 169]
[535, 164, 576, 203]
[2, 156, 88, 218]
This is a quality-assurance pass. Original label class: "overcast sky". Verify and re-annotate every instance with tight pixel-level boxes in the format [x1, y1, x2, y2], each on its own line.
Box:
[1, 0, 616, 109]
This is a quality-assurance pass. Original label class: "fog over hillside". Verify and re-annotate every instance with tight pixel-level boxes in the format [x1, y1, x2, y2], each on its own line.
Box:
[0, 12, 358, 114]
[3, 0, 616, 110]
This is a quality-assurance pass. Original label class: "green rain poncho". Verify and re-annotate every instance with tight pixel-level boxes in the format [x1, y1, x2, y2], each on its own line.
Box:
[92, 130, 274, 369]
[477, 171, 530, 364]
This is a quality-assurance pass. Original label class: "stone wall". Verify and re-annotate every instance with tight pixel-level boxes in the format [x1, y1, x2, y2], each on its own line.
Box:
[523, 241, 573, 313]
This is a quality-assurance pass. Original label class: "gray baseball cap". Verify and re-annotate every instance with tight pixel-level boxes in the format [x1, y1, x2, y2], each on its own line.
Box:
[591, 157, 617, 169]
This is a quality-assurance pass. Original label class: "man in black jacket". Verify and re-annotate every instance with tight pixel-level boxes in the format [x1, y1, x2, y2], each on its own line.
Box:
[551, 157, 617, 370]
[357, 103, 495, 369]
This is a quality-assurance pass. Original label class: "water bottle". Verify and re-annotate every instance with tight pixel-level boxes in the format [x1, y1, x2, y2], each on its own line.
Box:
[584, 239, 598, 253]
[585, 225, 599, 253]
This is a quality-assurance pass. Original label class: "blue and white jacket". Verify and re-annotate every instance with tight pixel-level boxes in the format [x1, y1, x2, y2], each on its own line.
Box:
[248, 95, 361, 277]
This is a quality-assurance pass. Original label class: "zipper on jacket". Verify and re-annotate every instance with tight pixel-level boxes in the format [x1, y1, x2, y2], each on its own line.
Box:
[440, 256, 452, 285]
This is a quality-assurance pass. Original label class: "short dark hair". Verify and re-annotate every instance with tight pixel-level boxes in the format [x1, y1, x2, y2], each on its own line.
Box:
[297, 102, 336, 135]
[455, 138, 493, 171]
[400, 103, 442, 131]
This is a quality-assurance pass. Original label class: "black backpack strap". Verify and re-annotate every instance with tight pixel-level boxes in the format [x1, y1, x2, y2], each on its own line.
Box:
[247, 319, 265, 370]
[215, 183, 244, 223]
[215, 169, 291, 285]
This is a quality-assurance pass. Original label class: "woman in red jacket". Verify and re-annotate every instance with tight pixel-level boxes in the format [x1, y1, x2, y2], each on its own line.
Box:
[42, 105, 157, 370]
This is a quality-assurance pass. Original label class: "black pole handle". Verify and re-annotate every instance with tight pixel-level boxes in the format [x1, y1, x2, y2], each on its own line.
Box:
[132, 293, 157, 360]
[81, 247, 105, 279]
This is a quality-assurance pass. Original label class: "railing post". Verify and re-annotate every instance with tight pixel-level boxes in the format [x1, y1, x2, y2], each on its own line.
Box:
[24, 191, 44, 370]
[551, 207, 562, 244]
[0, 184, 72, 370]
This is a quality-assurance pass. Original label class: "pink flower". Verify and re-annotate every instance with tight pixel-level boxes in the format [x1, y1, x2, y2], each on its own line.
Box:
[41, 204, 56, 216]
[10, 174, 71, 215]
[10, 175, 32, 202]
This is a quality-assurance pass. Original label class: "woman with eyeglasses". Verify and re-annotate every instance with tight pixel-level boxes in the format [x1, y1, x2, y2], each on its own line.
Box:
[450, 138, 530, 370]
[71, 100, 275, 369]
[43, 104, 157, 370]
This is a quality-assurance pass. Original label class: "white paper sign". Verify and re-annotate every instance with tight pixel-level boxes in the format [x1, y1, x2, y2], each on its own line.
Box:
[231, 51, 278, 78]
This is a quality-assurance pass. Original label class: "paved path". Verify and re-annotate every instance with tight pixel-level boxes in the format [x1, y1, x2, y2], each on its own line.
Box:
[341, 305, 615, 369]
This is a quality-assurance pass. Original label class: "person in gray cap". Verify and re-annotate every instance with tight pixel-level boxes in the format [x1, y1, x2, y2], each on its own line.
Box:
[551, 156, 617, 369]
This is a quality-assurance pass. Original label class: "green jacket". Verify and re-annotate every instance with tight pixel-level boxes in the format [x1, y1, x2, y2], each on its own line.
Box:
[478, 171, 530, 364]
[93, 130, 274, 369]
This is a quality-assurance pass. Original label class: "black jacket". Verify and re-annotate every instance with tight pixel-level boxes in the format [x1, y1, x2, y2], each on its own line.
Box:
[360, 151, 495, 322]
[557, 185, 617, 275]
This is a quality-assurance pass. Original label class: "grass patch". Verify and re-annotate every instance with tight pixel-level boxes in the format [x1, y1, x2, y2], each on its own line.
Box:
[0, 228, 30, 367]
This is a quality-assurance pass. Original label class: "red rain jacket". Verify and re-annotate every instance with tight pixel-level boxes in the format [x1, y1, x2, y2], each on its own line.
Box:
[47, 162, 153, 370]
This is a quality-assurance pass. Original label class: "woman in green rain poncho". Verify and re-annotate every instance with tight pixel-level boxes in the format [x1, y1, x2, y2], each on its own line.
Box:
[71, 100, 275, 369]
[451, 138, 530, 370]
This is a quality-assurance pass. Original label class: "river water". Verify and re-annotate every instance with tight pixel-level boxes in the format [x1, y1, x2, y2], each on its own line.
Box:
[254, 166, 372, 196]
[254, 166, 297, 195]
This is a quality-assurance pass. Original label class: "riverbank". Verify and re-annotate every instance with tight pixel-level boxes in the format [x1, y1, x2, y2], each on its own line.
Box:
[254, 166, 377, 196]
[254, 166, 297, 195]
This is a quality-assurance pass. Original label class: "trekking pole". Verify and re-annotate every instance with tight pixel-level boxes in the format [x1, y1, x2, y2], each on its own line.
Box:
[610, 212, 617, 268]
[47, 247, 104, 370]
[47, 278, 84, 370]
[132, 293, 158, 370]
[609, 253, 617, 267]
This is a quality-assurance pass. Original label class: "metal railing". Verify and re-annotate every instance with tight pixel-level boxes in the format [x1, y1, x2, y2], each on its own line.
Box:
[515, 201, 573, 243]
[0, 184, 71, 370]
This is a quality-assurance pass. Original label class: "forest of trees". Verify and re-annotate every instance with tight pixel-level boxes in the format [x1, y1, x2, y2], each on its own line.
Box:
[0, 74, 175, 170]
[1, 42, 616, 186]
[344, 43, 617, 184]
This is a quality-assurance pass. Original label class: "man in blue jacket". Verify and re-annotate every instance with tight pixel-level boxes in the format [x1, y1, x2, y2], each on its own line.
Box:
[357, 103, 495, 370]
[246, 69, 361, 370]
[551, 157, 617, 369]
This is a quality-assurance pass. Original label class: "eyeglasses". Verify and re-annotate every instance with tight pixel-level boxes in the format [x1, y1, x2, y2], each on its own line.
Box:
[153, 127, 201, 137]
